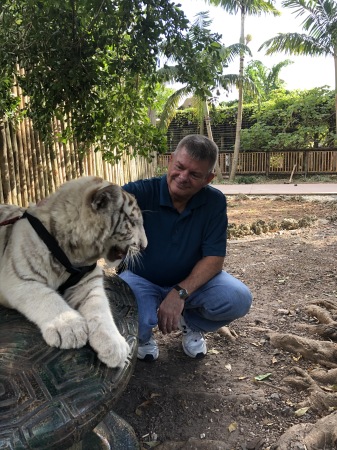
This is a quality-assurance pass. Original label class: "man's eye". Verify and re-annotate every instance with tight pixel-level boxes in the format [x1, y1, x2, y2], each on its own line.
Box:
[191, 174, 201, 180]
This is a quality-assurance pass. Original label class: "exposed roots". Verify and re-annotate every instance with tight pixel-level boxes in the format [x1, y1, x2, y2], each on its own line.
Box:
[272, 411, 337, 450]
[284, 367, 337, 413]
[268, 332, 337, 368]
[269, 299, 337, 448]
[300, 301, 337, 341]
[217, 326, 238, 342]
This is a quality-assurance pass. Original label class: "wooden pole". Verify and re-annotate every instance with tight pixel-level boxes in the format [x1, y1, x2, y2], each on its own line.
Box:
[0, 122, 12, 204]
[5, 122, 18, 204]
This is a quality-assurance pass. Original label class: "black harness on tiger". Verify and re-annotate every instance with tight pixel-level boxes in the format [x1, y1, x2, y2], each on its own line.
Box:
[20, 212, 97, 295]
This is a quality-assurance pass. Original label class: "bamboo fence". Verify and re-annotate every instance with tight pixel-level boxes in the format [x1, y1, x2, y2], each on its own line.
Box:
[0, 80, 156, 206]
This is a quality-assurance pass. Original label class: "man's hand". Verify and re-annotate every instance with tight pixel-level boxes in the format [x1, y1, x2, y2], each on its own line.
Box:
[157, 292, 184, 334]
[157, 257, 225, 334]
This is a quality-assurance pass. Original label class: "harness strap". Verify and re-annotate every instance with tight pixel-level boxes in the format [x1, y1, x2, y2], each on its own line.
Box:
[21, 212, 96, 295]
[0, 216, 22, 226]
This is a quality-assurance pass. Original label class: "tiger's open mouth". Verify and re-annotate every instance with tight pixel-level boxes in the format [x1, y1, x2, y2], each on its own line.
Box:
[107, 245, 128, 262]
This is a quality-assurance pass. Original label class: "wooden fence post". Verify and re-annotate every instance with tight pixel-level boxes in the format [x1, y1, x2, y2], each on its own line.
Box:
[266, 151, 270, 177]
[303, 150, 308, 177]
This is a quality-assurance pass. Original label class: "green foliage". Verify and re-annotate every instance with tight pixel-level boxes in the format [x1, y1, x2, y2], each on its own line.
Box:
[169, 88, 335, 151]
[172, 108, 200, 125]
[211, 103, 256, 126]
[160, 11, 225, 99]
[0, 0, 189, 160]
[0, 69, 21, 120]
[240, 87, 335, 150]
[236, 175, 259, 184]
[259, 0, 337, 141]
[260, 0, 337, 58]
[243, 59, 293, 103]
[151, 84, 176, 118]
[158, 11, 253, 131]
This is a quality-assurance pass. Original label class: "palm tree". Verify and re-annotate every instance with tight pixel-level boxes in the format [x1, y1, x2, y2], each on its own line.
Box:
[259, 0, 337, 140]
[207, 0, 280, 181]
[244, 59, 293, 102]
[159, 11, 253, 180]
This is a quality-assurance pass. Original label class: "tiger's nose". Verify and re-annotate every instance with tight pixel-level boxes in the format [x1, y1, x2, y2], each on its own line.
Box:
[140, 235, 148, 251]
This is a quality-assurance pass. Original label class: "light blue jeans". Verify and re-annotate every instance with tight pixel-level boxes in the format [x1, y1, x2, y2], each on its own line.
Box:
[119, 270, 253, 344]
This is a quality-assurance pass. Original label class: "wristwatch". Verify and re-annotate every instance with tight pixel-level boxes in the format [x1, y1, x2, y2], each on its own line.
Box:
[174, 284, 189, 300]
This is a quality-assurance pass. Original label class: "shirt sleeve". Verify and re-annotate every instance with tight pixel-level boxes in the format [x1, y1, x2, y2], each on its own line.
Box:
[202, 192, 228, 257]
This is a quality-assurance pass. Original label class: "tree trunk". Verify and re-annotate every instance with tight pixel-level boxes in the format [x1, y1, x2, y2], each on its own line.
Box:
[229, 8, 246, 182]
[334, 51, 337, 146]
[148, 108, 159, 172]
[203, 101, 223, 182]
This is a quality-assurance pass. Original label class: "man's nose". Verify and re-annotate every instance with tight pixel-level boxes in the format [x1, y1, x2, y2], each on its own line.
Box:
[178, 170, 189, 181]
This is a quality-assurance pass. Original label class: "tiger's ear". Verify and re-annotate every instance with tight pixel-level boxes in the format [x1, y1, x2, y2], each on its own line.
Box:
[91, 184, 122, 212]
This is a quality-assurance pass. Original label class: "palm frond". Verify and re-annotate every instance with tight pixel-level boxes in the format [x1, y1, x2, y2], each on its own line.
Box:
[282, 0, 317, 18]
[259, 32, 333, 56]
[191, 11, 213, 30]
[267, 59, 294, 79]
[157, 65, 180, 84]
[222, 43, 252, 63]
[217, 73, 258, 94]
[207, 0, 280, 17]
[158, 86, 191, 131]
[282, 0, 337, 41]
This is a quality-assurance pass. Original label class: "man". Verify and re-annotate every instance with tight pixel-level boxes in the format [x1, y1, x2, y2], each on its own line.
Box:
[120, 134, 252, 361]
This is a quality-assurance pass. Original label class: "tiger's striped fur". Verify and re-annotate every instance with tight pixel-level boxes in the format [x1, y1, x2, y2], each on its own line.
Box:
[0, 176, 147, 368]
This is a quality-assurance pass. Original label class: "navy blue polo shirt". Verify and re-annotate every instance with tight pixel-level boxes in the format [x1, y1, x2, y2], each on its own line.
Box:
[123, 175, 227, 286]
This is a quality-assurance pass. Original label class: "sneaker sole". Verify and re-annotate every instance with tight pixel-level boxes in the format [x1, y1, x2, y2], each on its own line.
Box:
[182, 343, 207, 359]
[137, 353, 159, 362]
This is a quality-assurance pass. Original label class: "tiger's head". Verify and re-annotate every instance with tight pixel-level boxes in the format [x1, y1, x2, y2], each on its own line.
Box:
[32, 176, 147, 267]
[93, 184, 148, 267]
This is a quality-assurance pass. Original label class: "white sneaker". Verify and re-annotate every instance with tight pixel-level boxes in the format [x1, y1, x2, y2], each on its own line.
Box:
[179, 316, 207, 359]
[137, 336, 159, 361]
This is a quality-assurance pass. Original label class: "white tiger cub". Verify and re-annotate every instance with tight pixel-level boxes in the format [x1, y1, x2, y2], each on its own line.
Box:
[0, 176, 147, 368]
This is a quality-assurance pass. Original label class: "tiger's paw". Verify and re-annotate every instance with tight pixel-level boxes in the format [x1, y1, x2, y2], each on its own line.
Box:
[89, 328, 130, 368]
[42, 310, 88, 349]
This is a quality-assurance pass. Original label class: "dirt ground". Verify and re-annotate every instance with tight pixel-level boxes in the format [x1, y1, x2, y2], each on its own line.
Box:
[114, 194, 337, 450]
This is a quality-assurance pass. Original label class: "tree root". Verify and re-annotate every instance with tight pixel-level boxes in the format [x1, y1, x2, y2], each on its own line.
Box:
[310, 368, 337, 384]
[271, 410, 337, 450]
[217, 326, 238, 342]
[268, 300, 337, 448]
[303, 303, 337, 341]
[284, 367, 337, 413]
[268, 332, 337, 368]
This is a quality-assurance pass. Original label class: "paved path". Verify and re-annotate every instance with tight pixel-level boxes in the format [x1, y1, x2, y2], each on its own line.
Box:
[212, 183, 337, 196]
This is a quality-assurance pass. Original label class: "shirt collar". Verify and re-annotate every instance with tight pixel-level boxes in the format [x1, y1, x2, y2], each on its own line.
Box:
[159, 175, 208, 211]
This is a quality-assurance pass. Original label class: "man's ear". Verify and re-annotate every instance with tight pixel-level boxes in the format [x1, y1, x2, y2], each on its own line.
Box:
[206, 172, 215, 184]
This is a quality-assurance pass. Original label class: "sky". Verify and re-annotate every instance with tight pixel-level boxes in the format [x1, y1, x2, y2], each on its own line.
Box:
[172, 0, 335, 101]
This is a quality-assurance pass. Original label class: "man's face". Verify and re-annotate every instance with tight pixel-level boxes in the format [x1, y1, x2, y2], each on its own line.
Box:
[167, 147, 215, 202]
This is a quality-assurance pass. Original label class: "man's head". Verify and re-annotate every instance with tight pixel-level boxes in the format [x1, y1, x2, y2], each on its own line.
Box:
[174, 135, 219, 172]
[167, 135, 219, 206]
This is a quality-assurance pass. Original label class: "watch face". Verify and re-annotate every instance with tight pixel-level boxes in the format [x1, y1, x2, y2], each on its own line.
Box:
[179, 289, 188, 299]
[174, 285, 188, 299]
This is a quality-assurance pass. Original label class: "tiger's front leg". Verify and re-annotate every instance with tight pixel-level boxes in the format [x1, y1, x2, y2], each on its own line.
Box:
[73, 278, 130, 368]
[0, 284, 88, 349]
